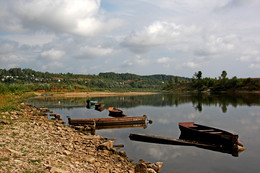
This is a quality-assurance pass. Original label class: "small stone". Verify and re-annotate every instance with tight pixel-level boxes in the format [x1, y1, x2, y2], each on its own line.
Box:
[147, 168, 157, 173]
[50, 167, 68, 173]
[135, 163, 147, 173]
[63, 150, 71, 156]
[14, 159, 22, 164]
[147, 163, 158, 172]
[98, 141, 114, 150]
[119, 151, 126, 157]
[110, 148, 117, 154]
[155, 162, 163, 173]
[85, 156, 95, 163]
[6, 148, 22, 156]
[94, 162, 101, 167]
[97, 168, 108, 173]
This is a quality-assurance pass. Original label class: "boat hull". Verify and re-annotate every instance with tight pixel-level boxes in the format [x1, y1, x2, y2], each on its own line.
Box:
[68, 115, 147, 127]
[95, 104, 105, 111]
[129, 133, 244, 157]
[179, 122, 239, 146]
[108, 107, 126, 117]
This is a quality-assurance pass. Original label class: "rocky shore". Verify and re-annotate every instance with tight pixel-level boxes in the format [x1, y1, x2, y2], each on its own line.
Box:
[0, 103, 163, 173]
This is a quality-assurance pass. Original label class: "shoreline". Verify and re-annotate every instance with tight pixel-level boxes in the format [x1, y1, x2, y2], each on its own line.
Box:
[33, 91, 159, 98]
[0, 103, 163, 172]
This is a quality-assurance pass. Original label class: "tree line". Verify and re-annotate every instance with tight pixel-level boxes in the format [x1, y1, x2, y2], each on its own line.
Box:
[0, 68, 190, 94]
[163, 70, 260, 92]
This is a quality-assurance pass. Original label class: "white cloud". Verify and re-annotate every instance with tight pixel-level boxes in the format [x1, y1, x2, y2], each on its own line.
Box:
[0, 40, 18, 54]
[122, 21, 200, 53]
[157, 57, 171, 64]
[41, 49, 65, 60]
[3, 32, 56, 46]
[249, 64, 260, 69]
[41, 62, 65, 71]
[0, 0, 123, 37]
[183, 62, 200, 68]
[123, 56, 149, 67]
[0, 54, 26, 64]
[76, 45, 114, 59]
[238, 49, 260, 69]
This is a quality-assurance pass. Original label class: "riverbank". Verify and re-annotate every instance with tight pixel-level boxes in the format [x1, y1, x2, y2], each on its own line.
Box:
[33, 91, 159, 98]
[0, 102, 163, 172]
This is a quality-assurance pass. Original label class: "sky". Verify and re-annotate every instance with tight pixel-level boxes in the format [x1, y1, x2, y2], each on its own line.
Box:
[0, 0, 259, 78]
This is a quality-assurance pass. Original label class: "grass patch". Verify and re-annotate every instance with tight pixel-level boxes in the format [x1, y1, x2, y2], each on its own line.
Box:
[0, 93, 35, 113]
[29, 159, 41, 165]
[0, 157, 9, 162]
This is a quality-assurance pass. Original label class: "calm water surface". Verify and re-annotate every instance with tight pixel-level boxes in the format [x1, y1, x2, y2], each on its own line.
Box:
[27, 93, 260, 173]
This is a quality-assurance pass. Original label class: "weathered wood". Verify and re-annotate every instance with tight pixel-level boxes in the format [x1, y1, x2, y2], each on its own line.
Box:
[179, 122, 242, 146]
[95, 123, 147, 130]
[129, 133, 245, 157]
[67, 115, 147, 126]
[95, 104, 105, 111]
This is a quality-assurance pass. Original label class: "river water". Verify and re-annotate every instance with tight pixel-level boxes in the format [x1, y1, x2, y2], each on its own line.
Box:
[27, 93, 260, 173]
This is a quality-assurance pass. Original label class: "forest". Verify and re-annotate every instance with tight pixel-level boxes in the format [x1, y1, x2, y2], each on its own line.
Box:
[0, 68, 190, 94]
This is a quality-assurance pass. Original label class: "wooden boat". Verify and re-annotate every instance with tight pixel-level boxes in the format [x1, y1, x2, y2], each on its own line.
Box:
[95, 104, 105, 111]
[179, 122, 243, 147]
[86, 100, 97, 106]
[67, 115, 147, 126]
[108, 107, 126, 117]
[129, 133, 245, 157]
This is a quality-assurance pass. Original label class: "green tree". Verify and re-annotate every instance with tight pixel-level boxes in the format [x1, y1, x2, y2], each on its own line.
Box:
[194, 71, 202, 80]
[221, 70, 227, 79]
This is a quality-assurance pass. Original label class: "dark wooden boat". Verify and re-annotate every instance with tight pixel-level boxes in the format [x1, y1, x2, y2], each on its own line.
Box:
[129, 133, 245, 157]
[95, 104, 105, 111]
[179, 122, 243, 147]
[67, 115, 147, 126]
[108, 107, 126, 117]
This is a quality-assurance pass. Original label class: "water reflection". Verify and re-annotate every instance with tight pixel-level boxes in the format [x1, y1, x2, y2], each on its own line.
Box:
[28, 92, 260, 113]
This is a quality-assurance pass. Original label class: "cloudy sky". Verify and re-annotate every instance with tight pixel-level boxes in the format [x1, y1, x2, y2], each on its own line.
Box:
[0, 0, 259, 78]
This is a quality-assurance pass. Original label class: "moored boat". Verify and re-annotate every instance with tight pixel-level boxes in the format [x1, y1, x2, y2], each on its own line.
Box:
[86, 100, 97, 105]
[67, 115, 147, 127]
[129, 133, 245, 157]
[95, 103, 105, 111]
[179, 122, 243, 147]
[108, 107, 126, 117]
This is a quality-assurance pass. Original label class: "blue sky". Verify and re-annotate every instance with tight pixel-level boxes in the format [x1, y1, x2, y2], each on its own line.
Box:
[0, 0, 259, 78]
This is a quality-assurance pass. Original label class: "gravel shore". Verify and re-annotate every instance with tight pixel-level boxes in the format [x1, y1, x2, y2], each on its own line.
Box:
[0, 103, 162, 173]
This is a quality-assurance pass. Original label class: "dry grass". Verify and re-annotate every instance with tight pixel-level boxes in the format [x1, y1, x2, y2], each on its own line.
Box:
[0, 93, 33, 113]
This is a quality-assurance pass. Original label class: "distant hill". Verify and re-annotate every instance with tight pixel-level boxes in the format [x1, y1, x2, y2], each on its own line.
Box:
[0, 68, 191, 92]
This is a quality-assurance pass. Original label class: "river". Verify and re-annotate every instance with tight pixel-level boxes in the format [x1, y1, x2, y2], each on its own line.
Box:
[27, 93, 260, 173]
